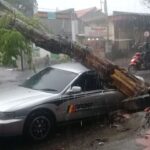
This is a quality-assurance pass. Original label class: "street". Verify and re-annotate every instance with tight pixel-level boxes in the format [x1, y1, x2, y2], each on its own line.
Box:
[0, 112, 146, 150]
[0, 67, 150, 150]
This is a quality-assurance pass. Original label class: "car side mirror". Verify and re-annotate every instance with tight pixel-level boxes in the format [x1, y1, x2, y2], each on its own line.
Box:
[66, 86, 82, 94]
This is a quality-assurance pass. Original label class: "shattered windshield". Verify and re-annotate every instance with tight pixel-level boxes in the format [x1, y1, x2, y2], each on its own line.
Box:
[1, 0, 150, 149]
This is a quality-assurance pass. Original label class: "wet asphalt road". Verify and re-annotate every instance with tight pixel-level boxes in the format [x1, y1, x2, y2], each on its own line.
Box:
[0, 68, 150, 150]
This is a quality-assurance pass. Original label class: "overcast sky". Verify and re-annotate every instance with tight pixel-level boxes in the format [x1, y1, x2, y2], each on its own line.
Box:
[37, 0, 150, 14]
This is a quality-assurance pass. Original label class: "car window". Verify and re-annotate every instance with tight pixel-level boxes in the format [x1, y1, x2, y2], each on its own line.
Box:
[22, 67, 78, 93]
[72, 71, 104, 92]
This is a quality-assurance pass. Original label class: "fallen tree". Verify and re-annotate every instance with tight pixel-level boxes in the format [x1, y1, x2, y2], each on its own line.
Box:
[0, 0, 149, 97]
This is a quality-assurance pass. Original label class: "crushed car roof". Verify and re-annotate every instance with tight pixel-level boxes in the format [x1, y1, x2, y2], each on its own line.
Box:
[51, 62, 90, 74]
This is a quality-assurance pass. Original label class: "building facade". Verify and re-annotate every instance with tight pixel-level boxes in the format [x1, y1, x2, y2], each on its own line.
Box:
[110, 11, 150, 54]
[76, 7, 109, 57]
[37, 9, 79, 41]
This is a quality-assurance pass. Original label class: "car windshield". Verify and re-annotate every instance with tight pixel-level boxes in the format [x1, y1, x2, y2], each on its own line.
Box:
[22, 67, 77, 93]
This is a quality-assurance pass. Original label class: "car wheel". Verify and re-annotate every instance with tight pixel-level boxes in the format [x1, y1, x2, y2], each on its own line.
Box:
[24, 110, 55, 141]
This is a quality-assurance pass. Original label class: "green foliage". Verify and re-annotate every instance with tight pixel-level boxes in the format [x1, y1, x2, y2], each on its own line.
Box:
[3, 0, 47, 33]
[0, 14, 11, 28]
[4, 0, 36, 16]
[0, 0, 44, 68]
[0, 28, 31, 66]
[0, 15, 32, 67]
[5, 0, 35, 6]
[16, 13, 42, 29]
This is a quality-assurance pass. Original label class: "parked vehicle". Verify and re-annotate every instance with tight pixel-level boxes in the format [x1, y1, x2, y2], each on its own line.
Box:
[128, 42, 150, 74]
[128, 52, 143, 74]
[0, 62, 135, 141]
[128, 51, 150, 74]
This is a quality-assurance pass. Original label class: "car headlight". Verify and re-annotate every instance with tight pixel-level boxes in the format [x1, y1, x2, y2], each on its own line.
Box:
[0, 112, 15, 120]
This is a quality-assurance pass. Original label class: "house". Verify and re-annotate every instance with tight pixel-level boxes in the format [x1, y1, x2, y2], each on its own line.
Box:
[76, 7, 109, 57]
[37, 7, 111, 57]
[37, 9, 78, 41]
[34, 9, 80, 66]
[110, 11, 150, 54]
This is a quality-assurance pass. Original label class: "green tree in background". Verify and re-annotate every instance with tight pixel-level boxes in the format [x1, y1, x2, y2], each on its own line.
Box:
[0, 0, 39, 69]
[4, 0, 37, 16]
[0, 15, 32, 69]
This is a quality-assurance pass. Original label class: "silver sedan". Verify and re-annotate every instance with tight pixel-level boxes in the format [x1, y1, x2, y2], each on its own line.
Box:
[0, 62, 126, 141]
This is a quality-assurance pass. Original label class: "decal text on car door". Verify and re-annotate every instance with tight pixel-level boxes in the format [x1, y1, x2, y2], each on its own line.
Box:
[67, 103, 93, 113]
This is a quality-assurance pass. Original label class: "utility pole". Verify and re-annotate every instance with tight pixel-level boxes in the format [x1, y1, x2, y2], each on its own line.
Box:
[20, 49, 24, 71]
[104, 0, 110, 53]
[100, 0, 103, 11]
[104, 0, 109, 40]
[104, 0, 108, 15]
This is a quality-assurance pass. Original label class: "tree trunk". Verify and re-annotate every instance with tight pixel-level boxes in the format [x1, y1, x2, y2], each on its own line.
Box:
[20, 49, 24, 71]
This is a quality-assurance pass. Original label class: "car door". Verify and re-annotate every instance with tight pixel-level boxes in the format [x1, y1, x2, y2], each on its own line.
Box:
[92, 89, 126, 116]
[61, 71, 106, 121]
[92, 77, 126, 115]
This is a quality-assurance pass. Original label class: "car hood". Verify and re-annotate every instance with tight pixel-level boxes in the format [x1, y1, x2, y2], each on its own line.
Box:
[0, 86, 57, 112]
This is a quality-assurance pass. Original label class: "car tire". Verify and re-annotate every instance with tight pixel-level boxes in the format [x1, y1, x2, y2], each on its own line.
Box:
[24, 110, 55, 141]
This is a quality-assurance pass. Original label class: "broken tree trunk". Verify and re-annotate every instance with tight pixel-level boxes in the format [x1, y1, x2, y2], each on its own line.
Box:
[0, 0, 149, 97]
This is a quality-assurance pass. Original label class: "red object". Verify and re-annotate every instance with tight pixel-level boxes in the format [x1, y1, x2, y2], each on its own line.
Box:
[129, 52, 142, 65]
[144, 107, 150, 112]
[136, 130, 150, 150]
[68, 105, 77, 113]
